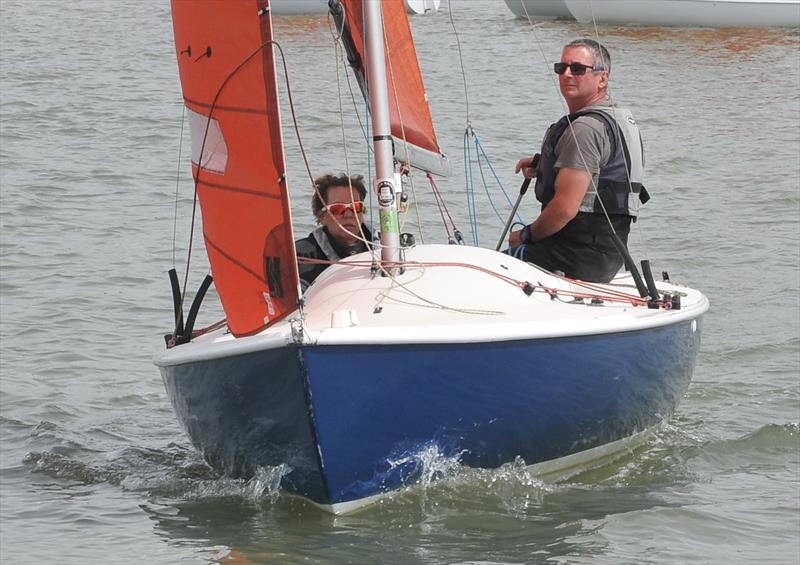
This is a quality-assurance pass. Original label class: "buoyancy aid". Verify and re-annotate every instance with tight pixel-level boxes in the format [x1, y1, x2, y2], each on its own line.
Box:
[534, 106, 650, 218]
[295, 226, 340, 262]
[295, 225, 373, 290]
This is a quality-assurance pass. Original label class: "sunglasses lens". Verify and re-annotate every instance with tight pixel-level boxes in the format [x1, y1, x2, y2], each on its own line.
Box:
[571, 63, 588, 75]
[554, 62, 596, 75]
[327, 202, 364, 216]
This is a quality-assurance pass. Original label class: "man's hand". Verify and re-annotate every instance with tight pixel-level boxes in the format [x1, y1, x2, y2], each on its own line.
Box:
[509, 227, 524, 247]
[515, 155, 539, 178]
[508, 167, 592, 248]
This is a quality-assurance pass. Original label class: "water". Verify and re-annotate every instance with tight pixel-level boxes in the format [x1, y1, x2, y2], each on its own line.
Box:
[1, 1, 798, 563]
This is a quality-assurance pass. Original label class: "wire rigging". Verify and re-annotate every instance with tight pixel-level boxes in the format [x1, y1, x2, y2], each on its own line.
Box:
[331, 13, 370, 248]
[172, 105, 186, 269]
[447, 2, 471, 128]
[448, 1, 527, 248]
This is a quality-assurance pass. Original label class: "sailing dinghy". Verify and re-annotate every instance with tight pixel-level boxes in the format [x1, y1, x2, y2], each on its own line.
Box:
[155, 0, 709, 514]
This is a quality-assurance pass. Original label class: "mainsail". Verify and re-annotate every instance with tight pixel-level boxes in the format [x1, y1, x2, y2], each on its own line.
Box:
[335, 0, 450, 176]
[171, 0, 299, 337]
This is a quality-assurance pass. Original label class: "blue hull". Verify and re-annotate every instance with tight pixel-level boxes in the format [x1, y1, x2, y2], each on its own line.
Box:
[160, 317, 702, 507]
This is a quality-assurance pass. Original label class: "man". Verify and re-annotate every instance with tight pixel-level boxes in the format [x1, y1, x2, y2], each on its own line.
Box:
[295, 173, 374, 291]
[509, 38, 649, 283]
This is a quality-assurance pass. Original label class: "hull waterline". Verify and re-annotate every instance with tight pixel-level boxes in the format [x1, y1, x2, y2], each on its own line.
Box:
[159, 313, 703, 511]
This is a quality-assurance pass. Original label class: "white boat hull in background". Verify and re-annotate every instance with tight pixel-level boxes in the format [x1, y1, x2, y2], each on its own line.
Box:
[270, 0, 328, 15]
[405, 0, 441, 15]
[564, 0, 800, 27]
[504, 0, 574, 19]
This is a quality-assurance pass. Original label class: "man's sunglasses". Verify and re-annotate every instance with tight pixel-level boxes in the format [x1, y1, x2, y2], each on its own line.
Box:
[322, 201, 365, 216]
[553, 62, 605, 76]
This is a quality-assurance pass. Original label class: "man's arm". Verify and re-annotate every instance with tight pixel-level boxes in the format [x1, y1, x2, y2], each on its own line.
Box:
[509, 167, 591, 246]
[509, 117, 606, 247]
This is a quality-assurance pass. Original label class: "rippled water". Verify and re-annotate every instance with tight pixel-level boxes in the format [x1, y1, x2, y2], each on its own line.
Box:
[1, 1, 798, 563]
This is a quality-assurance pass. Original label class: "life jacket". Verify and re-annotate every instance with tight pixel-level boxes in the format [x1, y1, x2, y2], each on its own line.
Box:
[295, 225, 373, 290]
[299, 226, 339, 262]
[534, 106, 650, 218]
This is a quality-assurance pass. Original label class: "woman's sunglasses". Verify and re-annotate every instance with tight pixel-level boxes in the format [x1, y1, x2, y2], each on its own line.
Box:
[322, 201, 366, 216]
[553, 62, 605, 76]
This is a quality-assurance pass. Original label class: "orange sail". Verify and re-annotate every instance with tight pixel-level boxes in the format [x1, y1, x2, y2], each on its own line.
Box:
[336, 0, 449, 175]
[171, 0, 299, 337]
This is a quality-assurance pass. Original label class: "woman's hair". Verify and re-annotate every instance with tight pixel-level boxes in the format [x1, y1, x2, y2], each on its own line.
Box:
[311, 174, 367, 221]
[566, 38, 611, 75]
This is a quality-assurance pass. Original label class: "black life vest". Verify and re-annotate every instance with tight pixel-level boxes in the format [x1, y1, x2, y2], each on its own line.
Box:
[534, 106, 650, 218]
[295, 225, 373, 291]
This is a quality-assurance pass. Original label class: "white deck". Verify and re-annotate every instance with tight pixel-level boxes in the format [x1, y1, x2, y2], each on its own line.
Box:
[156, 244, 708, 367]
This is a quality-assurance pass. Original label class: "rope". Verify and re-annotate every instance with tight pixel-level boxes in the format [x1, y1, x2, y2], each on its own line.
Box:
[296, 256, 653, 307]
[463, 127, 479, 245]
[374, 265, 504, 315]
[506, 221, 528, 257]
[327, 2, 460, 247]
[447, 3, 524, 247]
[473, 133, 521, 222]
[426, 172, 461, 244]
[331, 13, 370, 248]
[275, 43, 315, 189]
[171, 105, 186, 269]
[474, 141, 505, 224]
[471, 133, 524, 226]
[317, 5, 381, 251]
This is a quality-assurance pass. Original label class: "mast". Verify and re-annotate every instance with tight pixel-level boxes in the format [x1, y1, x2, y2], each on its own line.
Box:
[364, 0, 400, 269]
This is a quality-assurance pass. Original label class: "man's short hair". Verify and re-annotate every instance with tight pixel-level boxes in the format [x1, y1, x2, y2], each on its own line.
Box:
[312, 173, 368, 221]
[566, 38, 611, 75]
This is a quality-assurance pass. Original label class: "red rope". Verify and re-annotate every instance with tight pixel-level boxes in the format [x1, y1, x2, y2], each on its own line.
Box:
[427, 172, 460, 242]
[296, 257, 653, 307]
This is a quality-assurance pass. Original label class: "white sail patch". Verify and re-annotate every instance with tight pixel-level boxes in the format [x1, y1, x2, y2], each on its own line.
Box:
[187, 108, 228, 174]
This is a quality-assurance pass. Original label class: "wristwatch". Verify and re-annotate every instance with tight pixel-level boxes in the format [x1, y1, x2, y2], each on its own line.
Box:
[520, 224, 532, 244]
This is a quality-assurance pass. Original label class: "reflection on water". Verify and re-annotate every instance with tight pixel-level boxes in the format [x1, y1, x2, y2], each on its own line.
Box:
[606, 26, 799, 56]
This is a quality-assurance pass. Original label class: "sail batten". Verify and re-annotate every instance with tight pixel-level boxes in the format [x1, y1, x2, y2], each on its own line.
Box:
[184, 97, 273, 115]
[193, 179, 285, 199]
[171, 0, 300, 337]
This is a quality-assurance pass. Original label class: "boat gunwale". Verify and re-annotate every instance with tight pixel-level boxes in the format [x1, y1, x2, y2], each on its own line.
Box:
[154, 296, 706, 367]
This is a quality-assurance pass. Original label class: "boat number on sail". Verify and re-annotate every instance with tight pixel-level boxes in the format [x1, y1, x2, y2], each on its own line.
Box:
[264, 255, 284, 299]
[377, 179, 395, 207]
[262, 291, 276, 319]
